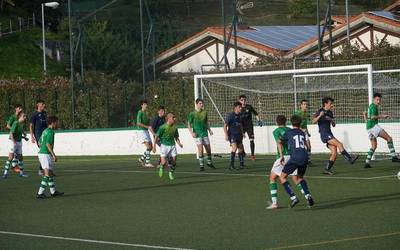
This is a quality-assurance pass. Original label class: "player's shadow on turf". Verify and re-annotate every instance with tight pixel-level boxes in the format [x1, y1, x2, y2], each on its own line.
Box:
[309, 192, 400, 210]
[62, 176, 245, 197]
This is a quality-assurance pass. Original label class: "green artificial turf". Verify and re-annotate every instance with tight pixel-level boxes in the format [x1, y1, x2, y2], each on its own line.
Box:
[0, 155, 399, 250]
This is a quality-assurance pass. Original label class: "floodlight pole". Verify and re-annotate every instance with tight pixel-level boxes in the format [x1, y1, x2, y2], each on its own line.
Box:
[68, 0, 75, 128]
[233, 1, 238, 68]
[317, 0, 322, 60]
[140, 0, 146, 98]
[221, 0, 228, 72]
[41, 3, 47, 73]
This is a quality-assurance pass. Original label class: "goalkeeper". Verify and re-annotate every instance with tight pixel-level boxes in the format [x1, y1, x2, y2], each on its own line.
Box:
[238, 95, 262, 161]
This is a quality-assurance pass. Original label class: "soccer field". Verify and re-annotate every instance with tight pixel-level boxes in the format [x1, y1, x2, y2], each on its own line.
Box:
[1, 155, 399, 250]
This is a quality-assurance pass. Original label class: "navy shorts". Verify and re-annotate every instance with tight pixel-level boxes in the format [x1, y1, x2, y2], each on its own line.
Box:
[243, 126, 254, 139]
[282, 158, 308, 176]
[229, 135, 243, 145]
[320, 132, 335, 144]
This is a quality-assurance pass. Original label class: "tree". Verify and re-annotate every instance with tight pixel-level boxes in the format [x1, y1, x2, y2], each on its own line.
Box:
[288, 0, 316, 18]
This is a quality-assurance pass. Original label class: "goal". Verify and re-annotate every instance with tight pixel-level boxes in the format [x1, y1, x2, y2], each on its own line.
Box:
[193, 64, 400, 158]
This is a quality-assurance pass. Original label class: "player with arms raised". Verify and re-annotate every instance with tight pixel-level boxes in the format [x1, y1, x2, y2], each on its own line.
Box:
[187, 98, 215, 171]
[313, 97, 358, 175]
[363, 93, 400, 168]
[239, 95, 262, 160]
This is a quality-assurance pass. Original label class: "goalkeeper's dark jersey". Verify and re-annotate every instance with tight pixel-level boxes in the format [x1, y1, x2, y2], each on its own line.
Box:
[240, 104, 258, 128]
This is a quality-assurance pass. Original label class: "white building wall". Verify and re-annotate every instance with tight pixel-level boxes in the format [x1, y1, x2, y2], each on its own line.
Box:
[167, 43, 259, 73]
[1, 123, 398, 156]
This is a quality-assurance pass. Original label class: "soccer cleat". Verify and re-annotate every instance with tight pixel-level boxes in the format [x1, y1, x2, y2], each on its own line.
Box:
[323, 169, 334, 175]
[158, 166, 164, 178]
[392, 156, 400, 162]
[168, 172, 174, 180]
[290, 198, 300, 208]
[138, 158, 145, 167]
[306, 196, 314, 207]
[144, 163, 155, 168]
[50, 191, 64, 197]
[266, 202, 278, 210]
[349, 155, 359, 164]
[207, 163, 216, 170]
[36, 193, 47, 199]
[19, 173, 29, 178]
[250, 155, 256, 161]
[199, 166, 205, 172]
[364, 163, 372, 168]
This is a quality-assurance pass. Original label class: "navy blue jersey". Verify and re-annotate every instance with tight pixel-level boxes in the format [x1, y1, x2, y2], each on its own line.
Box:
[226, 112, 242, 138]
[281, 128, 308, 161]
[30, 111, 47, 140]
[240, 104, 258, 128]
[150, 116, 165, 133]
[315, 108, 334, 135]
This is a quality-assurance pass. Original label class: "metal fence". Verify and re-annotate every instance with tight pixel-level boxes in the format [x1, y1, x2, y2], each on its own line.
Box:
[0, 14, 35, 38]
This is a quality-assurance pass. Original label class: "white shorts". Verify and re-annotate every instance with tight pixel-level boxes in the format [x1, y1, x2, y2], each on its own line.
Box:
[367, 125, 384, 139]
[138, 130, 152, 143]
[160, 144, 177, 158]
[8, 140, 22, 155]
[271, 156, 298, 176]
[38, 154, 54, 170]
[195, 136, 210, 145]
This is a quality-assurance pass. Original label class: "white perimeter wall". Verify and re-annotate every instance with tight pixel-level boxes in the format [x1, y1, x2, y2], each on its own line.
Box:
[1, 123, 399, 156]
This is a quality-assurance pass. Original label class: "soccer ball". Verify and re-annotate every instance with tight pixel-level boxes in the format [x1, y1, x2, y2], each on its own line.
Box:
[154, 94, 158, 99]
[397, 171, 400, 180]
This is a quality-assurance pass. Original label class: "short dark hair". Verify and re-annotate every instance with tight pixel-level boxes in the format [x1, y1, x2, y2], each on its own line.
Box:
[239, 95, 246, 99]
[291, 115, 302, 127]
[14, 104, 23, 109]
[47, 115, 58, 124]
[140, 100, 148, 105]
[300, 99, 308, 104]
[158, 105, 165, 110]
[276, 115, 287, 126]
[36, 99, 45, 105]
[322, 97, 334, 105]
[195, 98, 204, 104]
[373, 93, 382, 98]
[17, 111, 25, 118]
[234, 101, 242, 108]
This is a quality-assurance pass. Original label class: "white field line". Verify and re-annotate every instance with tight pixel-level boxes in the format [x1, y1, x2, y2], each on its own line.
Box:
[24, 168, 397, 180]
[0, 231, 196, 250]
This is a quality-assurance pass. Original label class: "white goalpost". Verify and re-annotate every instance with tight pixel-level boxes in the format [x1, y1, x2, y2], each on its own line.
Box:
[193, 64, 400, 157]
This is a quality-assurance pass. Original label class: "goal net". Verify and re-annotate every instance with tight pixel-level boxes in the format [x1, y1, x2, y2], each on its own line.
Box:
[194, 64, 400, 158]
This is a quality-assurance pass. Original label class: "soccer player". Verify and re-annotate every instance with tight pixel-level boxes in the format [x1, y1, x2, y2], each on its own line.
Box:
[6, 104, 23, 130]
[224, 102, 245, 170]
[239, 95, 262, 160]
[364, 93, 400, 168]
[312, 97, 358, 175]
[151, 106, 172, 168]
[266, 115, 307, 209]
[2, 112, 28, 178]
[137, 100, 155, 168]
[30, 100, 48, 175]
[187, 98, 215, 171]
[36, 116, 64, 199]
[277, 115, 314, 208]
[152, 113, 183, 180]
[294, 99, 312, 161]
